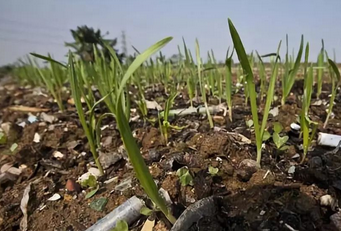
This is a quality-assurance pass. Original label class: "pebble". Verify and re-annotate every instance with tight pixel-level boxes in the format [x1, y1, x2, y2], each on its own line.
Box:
[66, 179, 81, 193]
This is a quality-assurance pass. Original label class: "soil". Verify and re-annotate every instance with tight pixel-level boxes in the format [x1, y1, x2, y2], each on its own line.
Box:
[1, 75, 341, 231]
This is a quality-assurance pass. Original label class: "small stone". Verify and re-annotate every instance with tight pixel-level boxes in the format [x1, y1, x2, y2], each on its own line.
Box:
[66, 179, 81, 193]
[330, 211, 341, 231]
[99, 152, 122, 169]
[147, 149, 162, 163]
[213, 116, 225, 125]
[90, 198, 108, 211]
[40, 113, 55, 123]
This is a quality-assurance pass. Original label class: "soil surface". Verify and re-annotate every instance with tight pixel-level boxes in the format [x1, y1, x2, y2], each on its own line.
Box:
[1, 75, 341, 231]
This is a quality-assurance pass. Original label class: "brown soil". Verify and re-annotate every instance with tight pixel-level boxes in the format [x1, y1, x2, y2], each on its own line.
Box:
[1, 76, 341, 231]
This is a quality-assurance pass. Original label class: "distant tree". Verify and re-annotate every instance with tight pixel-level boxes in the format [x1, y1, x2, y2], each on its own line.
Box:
[65, 26, 124, 62]
[169, 54, 184, 64]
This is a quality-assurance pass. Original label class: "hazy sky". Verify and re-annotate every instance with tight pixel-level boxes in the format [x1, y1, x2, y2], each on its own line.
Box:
[0, 0, 340, 65]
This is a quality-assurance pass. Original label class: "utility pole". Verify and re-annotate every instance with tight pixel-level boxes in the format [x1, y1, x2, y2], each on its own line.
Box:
[121, 30, 128, 58]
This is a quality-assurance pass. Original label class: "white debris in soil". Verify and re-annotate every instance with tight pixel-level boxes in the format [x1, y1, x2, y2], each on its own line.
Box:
[320, 195, 338, 211]
[33, 133, 41, 143]
[40, 112, 55, 123]
[47, 193, 62, 201]
[52, 151, 64, 160]
[78, 167, 102, 182]
[20, 183, 31, 231]
[288, 166, 296, 174]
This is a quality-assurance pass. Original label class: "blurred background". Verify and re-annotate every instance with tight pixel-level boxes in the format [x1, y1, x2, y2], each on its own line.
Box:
[0, 0, 341, 65]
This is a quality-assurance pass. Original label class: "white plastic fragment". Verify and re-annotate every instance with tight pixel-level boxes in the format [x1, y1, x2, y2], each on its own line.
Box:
[33, 133, 40, 143]
[28, 114, 38, 123]
[141, 219, 155, 231]
[18, 122, 26, 128]
[47, 193, 62, 201]
[318, 132, 341, 147]
[20, 183, 31, 231]
[291, 153, 300, 159]
[288, 166, 296, 174]
[269, 106, 279, 117]
[52, 151, 64, 159]
[78, 167, 102, 182]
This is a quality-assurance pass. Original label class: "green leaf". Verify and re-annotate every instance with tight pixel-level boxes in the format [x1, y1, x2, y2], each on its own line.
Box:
[273, 122, 283, 134]
[208, 166, 219, 176]
[111, 220, 128, 231]
[113, 37, 176, 224]
[246, 119, 254, 128]
[328, 59, 341, 82]
[85, 185, 99, 199]
[30, 53, 67, 68]
[273, 133, 289, 149]
[81, 175, 98, 188]
[176, 167, 193, 186]
[262, 130, 271, 141]
[140, 206, 153, 216]
[10, 143, 18, 153]
[0, 132, 7, 145]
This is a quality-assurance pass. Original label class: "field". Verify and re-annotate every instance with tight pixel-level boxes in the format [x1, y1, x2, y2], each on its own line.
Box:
[1, 20, 341, 231]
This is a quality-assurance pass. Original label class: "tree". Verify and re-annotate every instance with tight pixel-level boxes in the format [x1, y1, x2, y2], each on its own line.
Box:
[65, 26, 123, 62]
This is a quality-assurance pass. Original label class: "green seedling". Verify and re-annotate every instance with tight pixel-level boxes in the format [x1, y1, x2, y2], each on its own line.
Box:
[80, 174, 98, 188]
[272, 122, 289, 150]
[159, 92, 187, 145]
[228, 18, 281, 165]
[176, 167, 194, 186]
[0, 132, 7, 145]
[316, 40, 325, 99]
[225, 48, 234, 121]
[300, 62, 318, 164]
[324, 58, 341, 128]
[31, 53, 67, 112]
[140, 206, 154, 216]
[208, 166, 219, 176]
[110, 37, 176, 224]
[281, 35, 304, 105]
[196, 39, 214, 128]
[111, 220, 128, 231]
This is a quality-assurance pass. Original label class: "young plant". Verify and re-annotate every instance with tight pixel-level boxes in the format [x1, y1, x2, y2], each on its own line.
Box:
[272, 122, 289, 150]
[316, 40, 325, 99]
[159, 92, 178, 144]
[225, 48, 234, 121]
[324, 58, 341, 128]
[195, 39, 214, 128]
[228, 18, 281, 165]
[31, 53, 67, 111]
[300, 63, 318, 163]
[176, 167, 194, 186]
[69, 53, 104, 175]
[281, 35, 304, 105]
[208, 166, 219, 176]
[111, 37, 176, 224]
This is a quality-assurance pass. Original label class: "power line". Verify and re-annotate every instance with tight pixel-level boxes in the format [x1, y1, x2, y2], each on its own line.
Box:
[0, 36, 64, 46]
[0, 17, 70, 33]
[0, 27, 69, 41]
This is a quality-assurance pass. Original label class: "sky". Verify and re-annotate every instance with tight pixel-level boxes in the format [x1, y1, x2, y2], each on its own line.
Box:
[0, 0, 341, 65]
